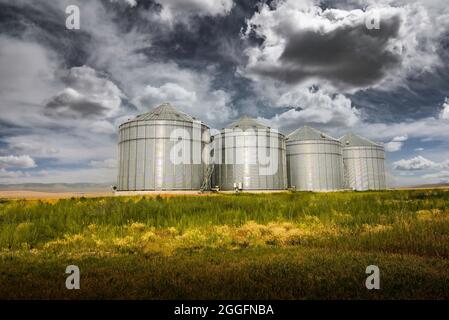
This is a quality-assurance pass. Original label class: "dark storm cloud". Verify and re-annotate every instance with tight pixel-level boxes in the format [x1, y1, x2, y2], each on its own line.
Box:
[134, 0, 260, 68]
[43, 65, 125, 119]
[252, 13, 403, 89]
[45, 89, 137, 120]
[45, 93, 109, 118]
[104, 0, 161, 32]
[0, 2, 91, 67]
[0, 119, 28, 139]
[349, 27, 449, 124]
[351, 68, 449, 123]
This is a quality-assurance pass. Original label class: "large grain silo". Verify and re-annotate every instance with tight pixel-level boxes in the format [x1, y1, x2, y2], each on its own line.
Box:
[286, 126, 344, 191]
[117, 103, 210, 191]
[212, 116, 287, 190]
[339, 133, 386, 191]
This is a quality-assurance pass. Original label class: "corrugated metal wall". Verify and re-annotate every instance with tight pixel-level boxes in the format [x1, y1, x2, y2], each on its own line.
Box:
[117, 120, 209, 191]
[342, 146, 386, 190]
[212, 130, 287, 190]
[286, 139, 344, 191]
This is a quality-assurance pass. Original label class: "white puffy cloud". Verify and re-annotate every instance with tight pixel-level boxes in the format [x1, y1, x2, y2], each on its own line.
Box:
[45, 66, 125, 119]
[130, 64, 236, 126]
[134, 81, 236, 126]
[385, 135, 408, 152]
[109, 0, 137, 7]
[136, 83, 197, 107]
[393, 156, 440, 171]
[440, 98, 449, 120]
[0, 155, 37, 169]
[391, 152, 449, 185]
[155, 0, 234, 25]
[262, 90, 360, 132]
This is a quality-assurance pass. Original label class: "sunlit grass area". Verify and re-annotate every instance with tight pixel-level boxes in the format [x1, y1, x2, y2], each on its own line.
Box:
[1, 190, 448, 299]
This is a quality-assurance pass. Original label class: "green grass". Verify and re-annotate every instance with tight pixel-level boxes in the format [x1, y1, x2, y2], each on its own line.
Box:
[0, 190, 448, 299]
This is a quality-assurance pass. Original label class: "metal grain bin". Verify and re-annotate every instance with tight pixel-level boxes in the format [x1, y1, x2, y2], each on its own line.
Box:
[212, 117, 287, 190]
[286, 126, 344, 191]
[117, 103, 210, 191]
[339, 133, 386, 191]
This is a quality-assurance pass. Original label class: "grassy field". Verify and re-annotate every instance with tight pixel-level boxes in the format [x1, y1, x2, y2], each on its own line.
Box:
[0, 190, 448, 299]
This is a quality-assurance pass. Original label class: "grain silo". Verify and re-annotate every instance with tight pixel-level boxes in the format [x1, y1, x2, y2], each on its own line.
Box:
[212, 116, 287, 190]
[117, 103, 210, 191]
[339, 133, 386, 191]
[286, 126, 344, 191]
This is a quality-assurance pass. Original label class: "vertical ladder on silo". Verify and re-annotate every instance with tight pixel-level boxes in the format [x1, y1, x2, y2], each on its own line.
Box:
[200, 164, 214, 192]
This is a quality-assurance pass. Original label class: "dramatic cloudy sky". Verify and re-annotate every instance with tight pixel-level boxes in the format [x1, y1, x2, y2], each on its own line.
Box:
[1, 0, 449, 186]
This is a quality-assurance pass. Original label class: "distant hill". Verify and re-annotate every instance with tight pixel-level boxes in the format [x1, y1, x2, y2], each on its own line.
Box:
[0, 183, 113, 193]
[399, 182, 449, 190]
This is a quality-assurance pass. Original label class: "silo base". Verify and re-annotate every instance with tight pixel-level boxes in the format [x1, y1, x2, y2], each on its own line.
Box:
[114, 190, 203, 197]
[113, 190, 290, 196]
[217, 190, 289, 194]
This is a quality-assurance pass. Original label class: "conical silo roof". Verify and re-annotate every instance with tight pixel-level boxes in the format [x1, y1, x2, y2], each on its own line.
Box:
[134, 102, 195, 122]
[287, 126, 338, 141]
[226, 116, 270, 130]
[339, 132, 382, 147]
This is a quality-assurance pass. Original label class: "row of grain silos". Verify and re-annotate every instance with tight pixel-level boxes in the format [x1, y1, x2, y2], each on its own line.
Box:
[116, 103, 386, 192]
